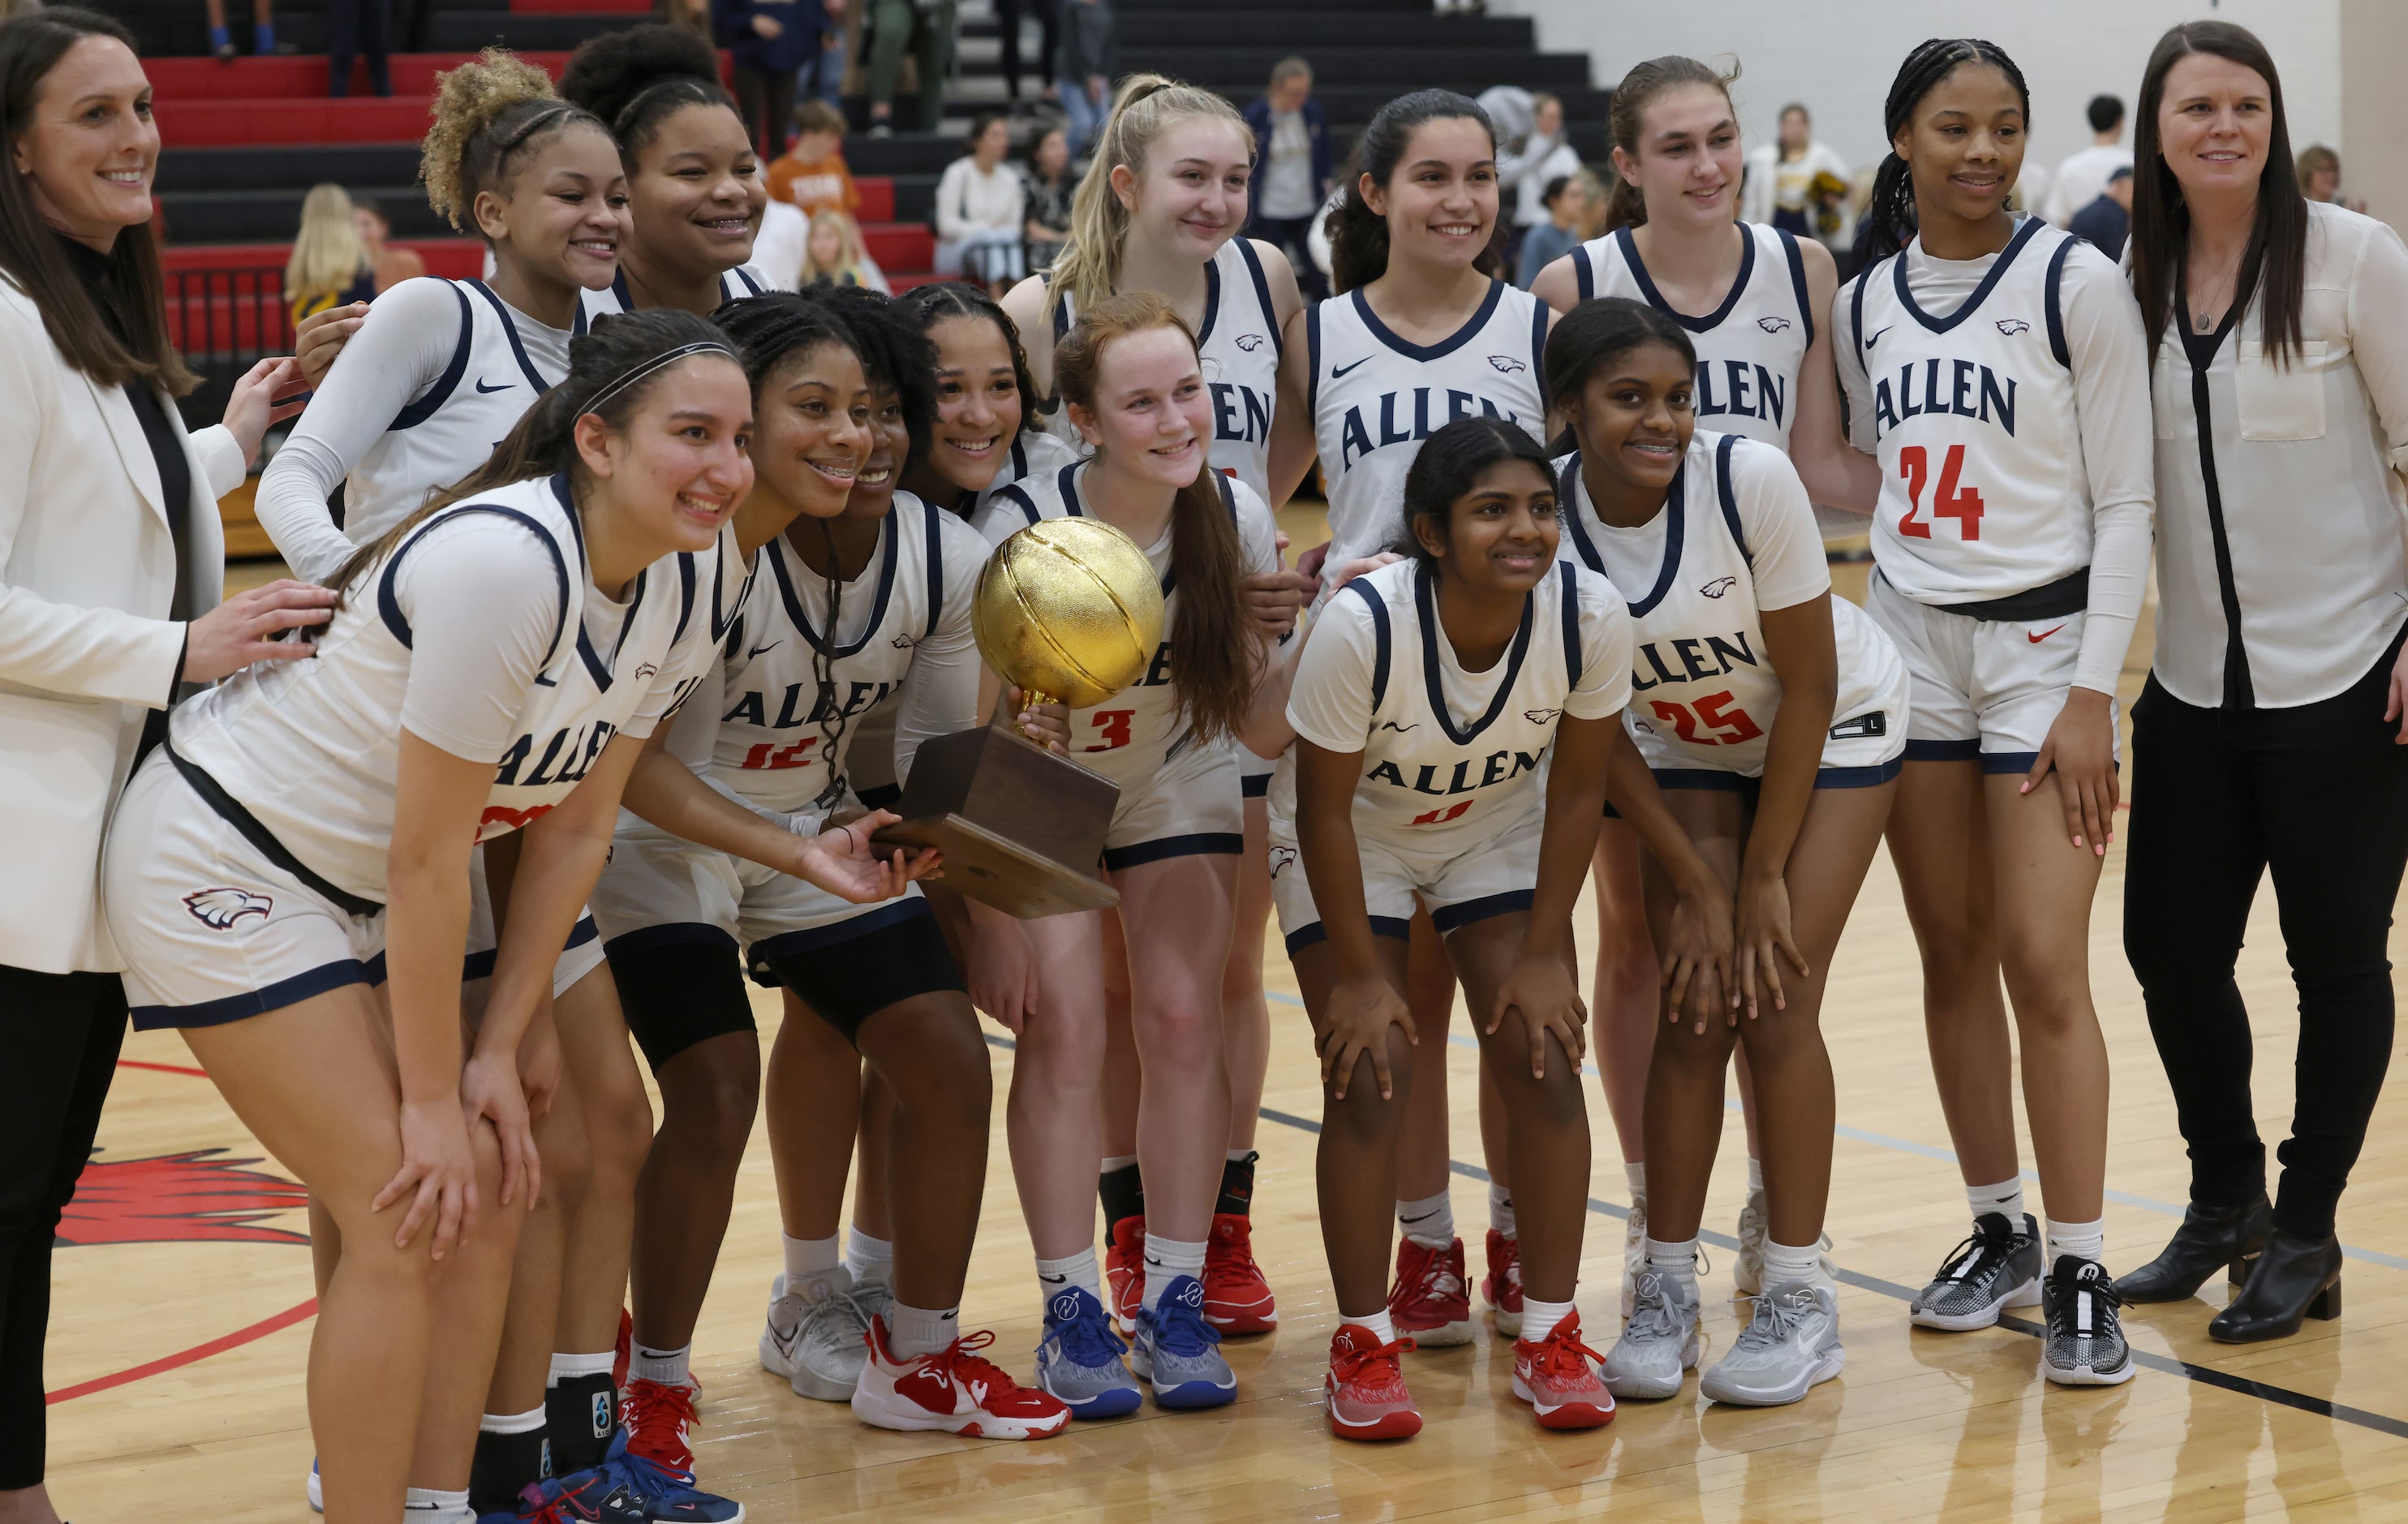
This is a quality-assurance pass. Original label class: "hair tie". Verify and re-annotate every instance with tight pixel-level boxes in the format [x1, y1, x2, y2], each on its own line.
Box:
[582, 339, 734, 417]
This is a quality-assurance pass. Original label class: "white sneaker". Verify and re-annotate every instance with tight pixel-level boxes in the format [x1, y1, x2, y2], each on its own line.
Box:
[1701, 1282, 1845, 1406]
[1620, 1193, 1647, 1318]
[306, 1457, 321, 1513]
[1731, 1190, 1840, 1298]
[759, 1267, 875, 1401]
[1602, 1266, 1701, 1400]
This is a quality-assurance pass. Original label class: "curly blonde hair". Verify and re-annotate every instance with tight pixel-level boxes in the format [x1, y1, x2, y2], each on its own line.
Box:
[420, 48, 602, 233]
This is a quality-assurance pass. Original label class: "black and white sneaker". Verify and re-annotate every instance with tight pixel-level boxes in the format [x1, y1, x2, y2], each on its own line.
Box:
[1910, 1212, 2043, 1330]
[2040, 1256, 2135, 1386]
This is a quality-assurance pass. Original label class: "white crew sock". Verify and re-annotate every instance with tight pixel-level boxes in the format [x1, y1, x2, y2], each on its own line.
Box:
[1345, 1307, 1398, 1341]
[1397, 1190, 1454, 1249]
[1645, 1235, 1701, 1291]
[1762, 1238, 1824, 1289]
[1100, 1153, 1139, 1172]
[1226, 1147, 1253, 1163]
[1967, 1176, 2027, 1227]
[845, 1226, 894, 1287]
[887, 1302, 961, 1360]
[1035, 1246, 1102, 1304]
[1487, 1183, 1517, 1238]
[1520, 1295, 1576, 1344]
[628, 1341, 690, 1388]
[1142, 1232, 1208, 1293]
[1747, 1156, 1765, 1195]
[1624, 1161, 1647, 1199]
[403, 1487, 471, 1517]
[479, 1405, 545, 1436]
[784, 1232, 842, 1287]
[2046, 1216, 2106, 1267]
[548, 1349, 613, 1386]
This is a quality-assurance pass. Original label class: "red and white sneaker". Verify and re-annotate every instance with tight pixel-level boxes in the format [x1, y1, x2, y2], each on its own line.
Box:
[1202, 1214, 1278, 1333]
[850, 1315, 1070, 1440]
[1105, 1215, 1146, 1337]
[1511, 1312, 1615, 1431]
[1483, 1229, 1524, 1337]
[1324, 1324, 1421, 1441]
[618, 1375, 700, 1473]
[1386, 1236, 1473, 1346]
[613, 1307, 632, 1391]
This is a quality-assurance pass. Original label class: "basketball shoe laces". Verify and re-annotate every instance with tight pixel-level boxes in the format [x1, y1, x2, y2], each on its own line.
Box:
[617, 1381, 699, 1479]
[1732, 1286, 1813, 1354]
[793, 1277, 876, 1350]
[1331, 1331, 1417, 1395]
[1623, 1269, 1686, 1341]
[1524, 1320, 1608, 1380]
[904, 1329, 1032, 1407]
[1387, 1240, 1463, 1320]
[1205, 1217, 1263, 1291]
[1046, 1294, 1127, 1364]
[1150, 1286, 1224, 1358]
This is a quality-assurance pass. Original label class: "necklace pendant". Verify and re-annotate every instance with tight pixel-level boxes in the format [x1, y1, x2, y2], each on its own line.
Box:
[2195, 312, 2214, 333]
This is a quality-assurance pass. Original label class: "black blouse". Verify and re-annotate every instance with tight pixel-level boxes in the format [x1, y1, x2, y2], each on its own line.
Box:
[58, 234, 192, 622]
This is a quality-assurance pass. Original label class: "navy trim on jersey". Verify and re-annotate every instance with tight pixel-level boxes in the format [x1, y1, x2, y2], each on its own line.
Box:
[553, 474, 646, 692]
[1102, 832, 1245, 871]
[1344, 576, 1391, 712]
[1428, 889, 1535, 934]
[1849, 264, 1871, 359]
[1529, 291, 1550, 377]
[1891, 216, 2046, 334]
[1778, 227, 1813, 348]
[1556, 560, 1581, 687]
[1557, 454, 1606, 575]
[1058, 460, 1086, 515]
[2044, 236, 2076, 369]
[768, 512, 901, 660]
[1008, 437, 1029, 480]
[1284, 914, 1413, 956]
[1713, 433, 1752, 566]
[130, 957, 378, 1032]
[1980, 749, 2040, 775]
[1351, 278, 1504, 362]
[713, 549, 755, 644]
[610, 269, 632, 311]
[389, 281, 474, 431]
[1241, 770, 1271, 799]
[993, 481, 1041, 527]
[1414, 561, 1534, 746]
[376, 503, 570, 674]
[1305, 303, 1323, 420]
[1196, 252, 1223, 347]
[1819, 756, 1904, 789]
[1232, 237, 1282, 358]
[670, 550, 700, 648]
[1623, 458, 1689, 618]
[1619, 223, 1756, 333]
[1571, 243, 1595, 304]
[1903, 738, 1981, 762]
[724, 267, 765, 299]
[922, 496, 945, 639]
[470, 279, 553, 393]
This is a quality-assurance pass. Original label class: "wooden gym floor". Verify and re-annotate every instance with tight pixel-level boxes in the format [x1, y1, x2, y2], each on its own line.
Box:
[42, 540, 2408, 1521]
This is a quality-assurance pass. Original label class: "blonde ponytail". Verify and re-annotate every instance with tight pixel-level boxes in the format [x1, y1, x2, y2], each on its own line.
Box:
[1045, 75, 1251, 322]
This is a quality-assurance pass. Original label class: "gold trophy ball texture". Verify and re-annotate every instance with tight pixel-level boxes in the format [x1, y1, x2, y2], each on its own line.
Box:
[974, 519, 1166, 710]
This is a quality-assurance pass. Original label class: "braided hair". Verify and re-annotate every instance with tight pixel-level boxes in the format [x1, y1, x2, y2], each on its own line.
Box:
[1860, 38, 2031, 266]
[712, 287, 863, 394]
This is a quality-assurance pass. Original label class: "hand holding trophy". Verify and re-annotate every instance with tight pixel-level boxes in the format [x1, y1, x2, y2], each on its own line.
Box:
[871, 518, 1165, 917]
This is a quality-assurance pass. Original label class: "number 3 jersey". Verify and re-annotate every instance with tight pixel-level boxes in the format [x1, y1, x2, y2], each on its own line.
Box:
[1555, 432, 1905, 777]
[971, 460, 1281, 794]
[1284, 557, 1632, 844]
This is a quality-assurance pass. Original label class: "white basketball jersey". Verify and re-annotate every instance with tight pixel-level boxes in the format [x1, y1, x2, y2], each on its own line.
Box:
[1572, 223, 1812, 450]
[344, 278, 581, 546]
[1555, 433, 1894, 773]
[170, 474, 739, 898]
[1311, 557, 1630, 843]
[1846, 217, 2088, 604]
[580, 264, 769, 322]
[1043, 239, 1283, 499]
[1309, 280, 1550, 561]
[712, 493, 987, 813]
[971, 459, 1280, 789]
[970, 430, 1081, 519]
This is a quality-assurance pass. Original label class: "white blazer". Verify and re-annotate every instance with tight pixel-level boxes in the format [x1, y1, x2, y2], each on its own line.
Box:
[0, 274, 244, 975]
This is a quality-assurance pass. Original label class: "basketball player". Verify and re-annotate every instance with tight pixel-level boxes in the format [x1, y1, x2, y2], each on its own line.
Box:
[968, 294, 1279, 1413]
[1542, 299, 1905, 1406]
[1529, 54, 1882, 1311]
[1837, 38, 2154, 1387]
[98, 314, 901, 1522]
[1002, 79, 1308, 1336]
[1268, 88, 1554, 1345]
[897, 282, 1081, 526]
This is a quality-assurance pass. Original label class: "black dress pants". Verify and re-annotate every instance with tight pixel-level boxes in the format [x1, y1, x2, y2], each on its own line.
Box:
[0, 966, 127, 1488]
[2123, 635, 2408, 1240]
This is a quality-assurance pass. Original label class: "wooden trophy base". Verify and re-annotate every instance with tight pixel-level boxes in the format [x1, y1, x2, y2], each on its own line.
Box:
[871, 725, 1121, 918]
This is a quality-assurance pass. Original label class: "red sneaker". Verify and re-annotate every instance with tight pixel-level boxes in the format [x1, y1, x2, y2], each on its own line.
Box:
[1324, 1324, 1421, 1441]
[1386, 1236, 1473, 1346]
[612, 1307, 631, 1391]
[1105, 1215, 1146, 1337]
[1511, 1312, 1615, 1431]
[1202, 1214, 1278, 1332]
[1483, 1229, 1525, 1337]
[617, 1375, 699, 1473]
[850, 1315, 1071, 1440]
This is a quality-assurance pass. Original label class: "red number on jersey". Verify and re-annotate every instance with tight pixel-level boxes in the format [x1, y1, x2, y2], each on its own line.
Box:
[1650, 700, 1705, 744]
[1085, 709, 1134, 751]
[1409, 801, 1473, 826]
[1648, 693, 1761, 747]
[741, 738, 819, 769]
[1896, 446, 1932, 538]
[1897, 443, 1983, 540]
[479, 803, 555, 835]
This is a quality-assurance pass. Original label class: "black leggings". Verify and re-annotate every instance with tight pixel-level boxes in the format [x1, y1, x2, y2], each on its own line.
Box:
[0, 966, 127, 1488]
[2122, 636, 2408, 1241]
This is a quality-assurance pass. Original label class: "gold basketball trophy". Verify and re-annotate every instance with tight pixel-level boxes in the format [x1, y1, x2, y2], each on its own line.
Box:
[871, 519, 1165, 918]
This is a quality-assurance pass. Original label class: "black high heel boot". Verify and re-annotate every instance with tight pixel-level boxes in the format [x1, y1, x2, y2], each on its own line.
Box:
[2208, 1229, 2342, 1343]
[2113, 1195, 2272, 1302]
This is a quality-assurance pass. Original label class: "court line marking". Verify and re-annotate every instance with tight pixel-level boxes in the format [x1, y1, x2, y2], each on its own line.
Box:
[45, 1298, 318, 1406]
[1258, 991, 2408, 1276]
[116, 1058, 210, 1078]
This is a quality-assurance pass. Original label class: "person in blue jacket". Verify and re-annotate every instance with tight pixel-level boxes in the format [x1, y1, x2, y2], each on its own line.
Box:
[718, 0, 814, 160]
[1245, 57, 1332, 299]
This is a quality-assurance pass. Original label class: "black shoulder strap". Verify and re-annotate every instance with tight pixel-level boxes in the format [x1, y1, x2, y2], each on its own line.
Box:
[1344, 576, 1391, 712]
[1776, 227, 1813, 348]
[670, 546, 700, 648]
[1304, 301, 1324, 420]
[1848, 264, 1871, 359]
[1214, 467, 1238, 523]
[1557, 560, 1582, 688]
[1528, 290, 1550, 377]
[922, 496, 944, 639]
[1572, 242, 1595, 304]
[389, 280, 475, 431]
[1554, 452, 1604, 575]
[1232, 237, 1283, 358]
[727, 266, 764, 299]
[376, 505, 570, 674]
[2044, 234, 2077, 370]
[1714, 433, 1752, 566]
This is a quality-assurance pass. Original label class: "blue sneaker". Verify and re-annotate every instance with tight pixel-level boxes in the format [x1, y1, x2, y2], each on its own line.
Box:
[590, 1431, 743, 1523]
[1130, 1275, 1237, 1409]
[475, 1466, 649, 1523]
[1033, 1286, 1142, 1419]
[307, 1457, 321, 1513]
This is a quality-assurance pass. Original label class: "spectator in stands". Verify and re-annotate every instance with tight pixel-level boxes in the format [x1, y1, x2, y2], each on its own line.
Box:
[796, 0, 847, 109]
[347, 195, 424, 292]
[656, 0, 712, 35]
[2040, 93, 2132, 226]
[1245, 55, 1331, 300]
[1498, 91, 1579, 259]
[1514, 171, 1587, 290]
[719, 0, 810, 161]
[996, 0, 1057, 102]
[934, 111, 1026, 291]
[2297, 144, 2367, 212]
[864, 0, 953, 137]
[1055, 0, 1114, 160]
[1742, 102, 1848, 248]
[324, 0, 389, 97]
[204, 0, 280, 61]
[284, 183, 374, 326]
[800, 209, 892, 291]
[769, 99, 858, 216]
[1021, 124, 1073, 269]
[2066, 162, 2133, 261]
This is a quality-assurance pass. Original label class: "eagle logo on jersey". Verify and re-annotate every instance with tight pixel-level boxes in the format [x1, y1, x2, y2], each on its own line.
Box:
[1487, 355, 1528, 374]
[1523, 708, 1561, 725]
[1700, 576, 1739, 599]
[1995, 319, 2032, 336]
[184, 887, 273, 930]
[1757, 316, 1792, 334]
[1268, 846, 1297, 876]
[635, 663, 659, 680]
[1375, 720, 1420, 734]
[891, 632, 918, 650]
[1234, 333, 1266, 351]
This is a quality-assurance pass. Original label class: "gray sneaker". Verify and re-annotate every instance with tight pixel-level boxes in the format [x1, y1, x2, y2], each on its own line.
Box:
[1911, 1212, 2043, 1331]
[759, 1267, 875, 1400]
[1602, 1267, 1702, 1400]
[1701, 1281, 1845, 1406]
[1732, 1191, 1841, 1298]
[1129, 1274, 1237, 1409]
